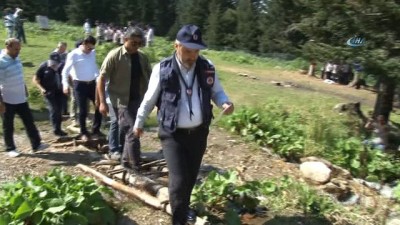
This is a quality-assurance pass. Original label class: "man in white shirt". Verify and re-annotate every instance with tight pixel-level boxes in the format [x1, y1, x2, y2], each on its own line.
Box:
[0, 38, 47, 157]
[62, 36, 102, 141]
[145, 24, 154, 47]
[3, 8, 19, 38]
[83, 18, 91, 35]
[133, 24, 234, 225]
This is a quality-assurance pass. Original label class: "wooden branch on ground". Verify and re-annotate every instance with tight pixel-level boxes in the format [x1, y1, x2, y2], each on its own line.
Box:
[93, 160, 120, 166]
[52, 139, 108, 152]
[141, 159, 166, 169]
[76, 164, 209, 225]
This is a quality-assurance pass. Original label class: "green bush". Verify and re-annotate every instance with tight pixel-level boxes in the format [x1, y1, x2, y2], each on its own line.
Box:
[0, 168, 116, 225]
[224, 104, 305, 161]
[191, 171, 342, 223]
[222, 102, 400, 182]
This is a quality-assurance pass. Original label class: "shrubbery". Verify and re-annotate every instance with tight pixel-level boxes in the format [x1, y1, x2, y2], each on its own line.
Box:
[0, 168, 116, 225]
[222, 100, 400, 182]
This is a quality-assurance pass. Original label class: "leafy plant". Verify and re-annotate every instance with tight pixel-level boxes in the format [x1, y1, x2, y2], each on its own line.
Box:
[225, 104, 305, 161]
[223, 101, 400, 182]
[0, 168, 116, 225]
[192, 172, 347, 223]
[191, 170, 261, 222]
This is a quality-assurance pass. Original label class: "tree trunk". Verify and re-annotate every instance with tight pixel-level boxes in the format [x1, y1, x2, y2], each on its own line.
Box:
[373, 78, 395, 121]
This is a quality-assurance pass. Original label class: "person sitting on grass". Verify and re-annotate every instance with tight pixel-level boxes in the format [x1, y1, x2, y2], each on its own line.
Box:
[363, 114, 390, 150]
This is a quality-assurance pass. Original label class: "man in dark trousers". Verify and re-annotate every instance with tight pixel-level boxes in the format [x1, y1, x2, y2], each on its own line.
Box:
[0, 38, 48, 157]
[97, 27, 151, 165]
[61, 36, 102, 141]
[33, 52, 67, 136]
[133, 24, 234, 225]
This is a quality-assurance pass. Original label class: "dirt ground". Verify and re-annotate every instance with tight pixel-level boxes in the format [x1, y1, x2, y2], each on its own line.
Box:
[0, 71, 389, 225]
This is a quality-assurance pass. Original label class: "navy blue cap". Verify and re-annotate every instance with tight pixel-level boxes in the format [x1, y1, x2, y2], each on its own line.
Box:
[49, 52, 61, 64]
[176, 24, 207, 50]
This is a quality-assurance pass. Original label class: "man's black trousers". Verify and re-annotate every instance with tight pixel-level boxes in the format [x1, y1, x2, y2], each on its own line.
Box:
[159, 126, 209, 225]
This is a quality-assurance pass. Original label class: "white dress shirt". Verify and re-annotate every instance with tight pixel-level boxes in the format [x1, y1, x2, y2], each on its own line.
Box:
[61, 47, 99, 88]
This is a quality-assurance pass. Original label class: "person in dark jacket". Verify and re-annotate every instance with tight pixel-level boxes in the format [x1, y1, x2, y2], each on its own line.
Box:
[133, 24, 234, 225]
[33, 52, 67, 136]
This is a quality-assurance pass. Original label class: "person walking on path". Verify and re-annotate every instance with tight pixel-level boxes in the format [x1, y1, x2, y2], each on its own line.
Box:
[3, 8, 20, 38]
[14, 8, 26, 44]
[145, 24, 154, 47]
[62, 36, 102, 141]
[0, 38, 48, 157]
[83, 18, 91, 35]
[133, 24, 234, 225]
[53, 41, 69, 116]
[33, 52, 67, 137]
[97, 27, 151, 165]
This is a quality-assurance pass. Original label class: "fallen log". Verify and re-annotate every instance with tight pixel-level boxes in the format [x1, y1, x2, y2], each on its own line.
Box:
[76, 164, 209, 225]
[77, 164, 165, 209]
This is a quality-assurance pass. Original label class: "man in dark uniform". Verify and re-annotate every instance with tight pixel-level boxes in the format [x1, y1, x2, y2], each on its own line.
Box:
[33, 52, 67, 136]
[133, 24, 234, 225]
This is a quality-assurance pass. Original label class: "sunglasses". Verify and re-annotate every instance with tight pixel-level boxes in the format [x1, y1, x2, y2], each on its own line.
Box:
[84, 45, 95, 51]
[131, 41, 141, 46]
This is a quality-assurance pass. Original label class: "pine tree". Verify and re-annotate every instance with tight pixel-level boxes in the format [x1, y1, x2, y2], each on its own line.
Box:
[236, 0, 259, 52]
[65, 0, 93, 25]
[205, 0, 223, 48]
[116, 0, 141, 26]
[220, 8, 237, 48]
[48, 0, 69, 21]
[154, 0, 176, 35]
[258, 0, 307, 55]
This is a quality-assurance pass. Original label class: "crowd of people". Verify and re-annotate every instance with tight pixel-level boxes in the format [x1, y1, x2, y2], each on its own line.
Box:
[321, 60, 354, 85]
[0, 19, 234, 224]
[308, 59, 366, 89]
[83, 19, 154, 47]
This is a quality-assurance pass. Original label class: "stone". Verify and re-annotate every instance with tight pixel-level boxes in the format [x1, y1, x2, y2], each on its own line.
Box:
[386, 218, 400, 225]
[300, 161, 332, 184]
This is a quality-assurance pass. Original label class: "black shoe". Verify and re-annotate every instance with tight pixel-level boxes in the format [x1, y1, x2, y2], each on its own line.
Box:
[187, 209, 197, 223]
[121, 161, 141, 175]
[32, 143, 49, 153]
[54, 130, 68, 137]
[91, 130, 106, 139]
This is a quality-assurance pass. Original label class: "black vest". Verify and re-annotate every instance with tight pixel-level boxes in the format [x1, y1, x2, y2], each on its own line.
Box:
[157, 54, 215, 132]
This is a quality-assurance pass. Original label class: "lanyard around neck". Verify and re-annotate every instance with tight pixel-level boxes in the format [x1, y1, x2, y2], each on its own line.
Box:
[173, 55, 196, 120]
